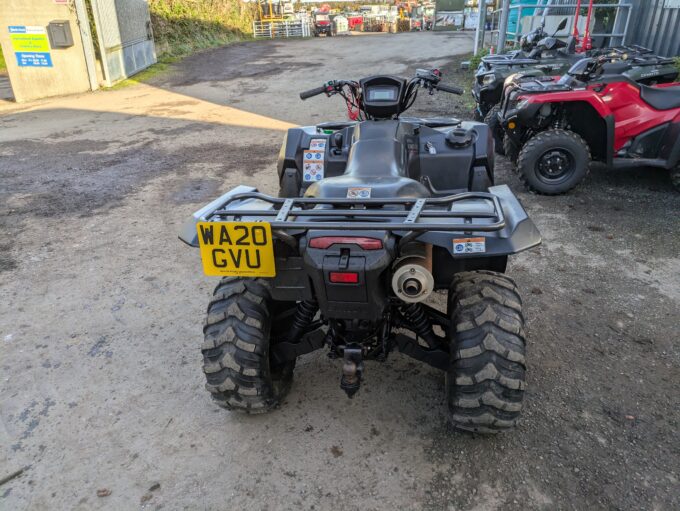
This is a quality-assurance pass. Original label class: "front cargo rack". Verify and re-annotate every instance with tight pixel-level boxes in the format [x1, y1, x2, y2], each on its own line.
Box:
[207, 191, 506, 233]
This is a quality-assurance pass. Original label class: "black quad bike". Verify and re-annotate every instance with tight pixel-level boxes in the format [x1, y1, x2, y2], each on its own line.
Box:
[498, 56, 680, 194]
[179, 69, 542, 434]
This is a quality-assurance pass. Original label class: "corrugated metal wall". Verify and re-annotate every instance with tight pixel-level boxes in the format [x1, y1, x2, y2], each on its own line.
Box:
[627, 0, 680, 57]
[89, 0, 157, 86]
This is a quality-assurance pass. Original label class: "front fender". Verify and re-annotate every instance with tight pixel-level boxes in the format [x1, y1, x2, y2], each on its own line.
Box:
[522, 91, 611, 119]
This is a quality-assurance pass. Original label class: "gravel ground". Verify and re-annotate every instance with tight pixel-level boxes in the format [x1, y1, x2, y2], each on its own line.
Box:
[1, 32, 679, 510]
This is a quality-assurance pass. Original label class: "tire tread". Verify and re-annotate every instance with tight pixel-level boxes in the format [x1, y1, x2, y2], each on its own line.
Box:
[517, 129, 590, 195]
[448, 271, 527, 434]
[201, 278, 293, 414]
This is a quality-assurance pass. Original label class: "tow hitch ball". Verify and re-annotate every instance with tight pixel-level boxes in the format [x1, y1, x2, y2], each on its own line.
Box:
[340, 345, 364, 398]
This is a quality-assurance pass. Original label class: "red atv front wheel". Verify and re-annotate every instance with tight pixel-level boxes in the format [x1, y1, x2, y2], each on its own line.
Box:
[517, 129, 591, 195]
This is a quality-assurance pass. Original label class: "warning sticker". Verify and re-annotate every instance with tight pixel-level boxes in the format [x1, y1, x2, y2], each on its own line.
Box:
[347, 187, 371, 199]
[453, 237, 486, 254]
[303, 161, 324, 182]
[303, 149, 324, 163]
[309, 138, 327, 150]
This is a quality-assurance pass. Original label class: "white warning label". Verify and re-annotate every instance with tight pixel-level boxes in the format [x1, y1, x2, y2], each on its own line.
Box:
[453, 237, 486, 254]
[347, 187, 371, 199]
[309, 138, 327, 150]
[303, 149, 324, 162]
[303, 161, 324, 182]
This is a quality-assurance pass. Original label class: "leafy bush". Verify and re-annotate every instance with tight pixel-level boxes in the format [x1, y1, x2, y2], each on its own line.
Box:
[468, 48, 489, 72]
[148, 0, 257, 58]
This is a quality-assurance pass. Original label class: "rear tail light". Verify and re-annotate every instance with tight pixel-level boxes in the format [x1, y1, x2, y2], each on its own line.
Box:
[309, 237, 383, 250]
[329, 272, 359, 283]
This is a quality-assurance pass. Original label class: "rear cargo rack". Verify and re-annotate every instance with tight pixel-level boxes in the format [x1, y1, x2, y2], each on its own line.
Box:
[207, 191, 506, 233]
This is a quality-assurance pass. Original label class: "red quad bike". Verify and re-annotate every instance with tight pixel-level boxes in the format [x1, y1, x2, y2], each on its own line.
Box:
[500, 56, 680, 194]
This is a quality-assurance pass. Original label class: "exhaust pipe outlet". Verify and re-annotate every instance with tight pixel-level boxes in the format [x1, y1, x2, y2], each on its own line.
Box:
[392, 244, 434, 303]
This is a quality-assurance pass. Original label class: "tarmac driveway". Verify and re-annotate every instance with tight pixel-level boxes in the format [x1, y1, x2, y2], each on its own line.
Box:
[1, 31, 678, 510]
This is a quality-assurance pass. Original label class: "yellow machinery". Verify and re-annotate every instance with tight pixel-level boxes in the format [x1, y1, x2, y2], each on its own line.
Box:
[257, 0, 294, 22]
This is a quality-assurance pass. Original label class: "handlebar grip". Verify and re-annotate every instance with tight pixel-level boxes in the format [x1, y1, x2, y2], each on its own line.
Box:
[299, 85, 328, 100]
[436, 83, 464, 95]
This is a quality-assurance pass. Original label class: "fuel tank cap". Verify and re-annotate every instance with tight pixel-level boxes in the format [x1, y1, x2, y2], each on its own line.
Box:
[446, 128, 475, 148]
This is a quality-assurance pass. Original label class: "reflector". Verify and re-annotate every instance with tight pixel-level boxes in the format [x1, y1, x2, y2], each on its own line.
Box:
[329, 272, 359, 283]
[309, 237, 383, 250]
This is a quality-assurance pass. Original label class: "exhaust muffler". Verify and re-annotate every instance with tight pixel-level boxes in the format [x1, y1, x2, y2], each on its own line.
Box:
[391, 243, 434, 303]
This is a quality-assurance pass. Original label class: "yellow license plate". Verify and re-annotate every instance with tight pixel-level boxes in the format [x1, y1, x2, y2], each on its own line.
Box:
[196, 222, 276, 277]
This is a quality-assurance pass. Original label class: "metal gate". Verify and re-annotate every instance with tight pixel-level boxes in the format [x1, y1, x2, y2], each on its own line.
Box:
[253, 20, 311, 39]
[89, 0, 156, 85]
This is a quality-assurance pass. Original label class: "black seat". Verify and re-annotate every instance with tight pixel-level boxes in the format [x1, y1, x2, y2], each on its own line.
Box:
[639, 84, 680, 110]
[305, 120, 431, 199]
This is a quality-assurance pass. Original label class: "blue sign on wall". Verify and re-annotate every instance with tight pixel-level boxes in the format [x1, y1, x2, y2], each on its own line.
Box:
[15, 52, 53, 67]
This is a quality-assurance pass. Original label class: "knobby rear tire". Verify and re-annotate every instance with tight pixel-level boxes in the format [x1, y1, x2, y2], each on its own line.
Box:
[447, 271, 527, 434]
[201, 278, 295, 413]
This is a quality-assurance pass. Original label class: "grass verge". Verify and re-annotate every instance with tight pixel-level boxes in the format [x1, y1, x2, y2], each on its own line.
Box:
[106, 0, 256, 89]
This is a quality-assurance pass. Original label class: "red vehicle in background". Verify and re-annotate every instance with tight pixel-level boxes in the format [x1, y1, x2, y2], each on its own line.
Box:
[500, 56, 680, 194]
[347, 13, 363, 31]
[312, 4, 333, 36]
[313, 11, 332, 36]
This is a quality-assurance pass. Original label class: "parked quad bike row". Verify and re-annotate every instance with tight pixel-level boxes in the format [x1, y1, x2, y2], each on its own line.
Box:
[488, 54, 680, 195]
[471, 18, 680, 195]
[180, 57, 680, 435]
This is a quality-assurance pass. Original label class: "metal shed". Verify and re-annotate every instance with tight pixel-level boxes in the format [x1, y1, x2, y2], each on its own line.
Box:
[626, 0, 680, 57]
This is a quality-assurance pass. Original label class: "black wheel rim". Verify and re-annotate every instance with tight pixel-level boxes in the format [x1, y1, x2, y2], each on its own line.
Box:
[535, 148, 575, 184]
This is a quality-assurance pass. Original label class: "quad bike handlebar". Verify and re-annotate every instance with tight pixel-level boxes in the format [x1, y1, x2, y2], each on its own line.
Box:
[434, 82, 465, 95]
[299, 71, 463, 101]
[299, 85, 329, 100]
[299, 80, 358, 100]
[299, 70, 463, 120]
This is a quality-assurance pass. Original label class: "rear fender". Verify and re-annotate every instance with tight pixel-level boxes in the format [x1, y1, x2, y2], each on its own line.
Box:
[178, 185, 262, 247]
[414, 184, 541, 288]
[413, 184, 541, 258]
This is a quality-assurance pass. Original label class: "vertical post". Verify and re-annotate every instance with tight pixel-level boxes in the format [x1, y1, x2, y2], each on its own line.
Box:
[614, 0, 633, 47]
[497, 0, 511, 53]
[474, 0, 486, 55]
[73, 0, 99, 91]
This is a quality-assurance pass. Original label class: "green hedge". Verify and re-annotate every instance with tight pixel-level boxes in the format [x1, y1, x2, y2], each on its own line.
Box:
[148, 0, 257, 58]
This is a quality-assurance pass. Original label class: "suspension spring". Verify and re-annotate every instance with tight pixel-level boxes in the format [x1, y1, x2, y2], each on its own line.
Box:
[400, 303, 438, 348]
[289, 300, 319, 340]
